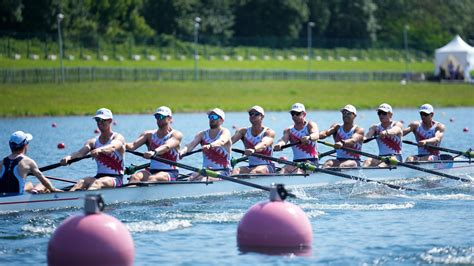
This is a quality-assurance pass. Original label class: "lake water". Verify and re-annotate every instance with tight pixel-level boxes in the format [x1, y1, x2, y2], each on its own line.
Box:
[0, 107, 473, 265]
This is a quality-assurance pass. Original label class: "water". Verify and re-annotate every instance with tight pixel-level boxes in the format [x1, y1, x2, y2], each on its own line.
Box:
[0, 108, 473, 265]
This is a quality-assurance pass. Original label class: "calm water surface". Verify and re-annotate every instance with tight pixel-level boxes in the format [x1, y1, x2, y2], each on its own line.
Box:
[0, 108, 473, 265]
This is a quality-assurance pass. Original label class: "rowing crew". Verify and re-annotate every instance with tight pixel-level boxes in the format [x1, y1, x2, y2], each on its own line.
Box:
[0, 102, 445, 195]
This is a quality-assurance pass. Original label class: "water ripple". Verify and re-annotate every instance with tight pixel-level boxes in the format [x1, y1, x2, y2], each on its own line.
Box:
[420, 246, 474, 264]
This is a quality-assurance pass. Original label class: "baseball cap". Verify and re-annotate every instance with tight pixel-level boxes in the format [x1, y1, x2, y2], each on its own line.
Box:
[340, 104, 357, 115]
[290, 103, 306, 113]
[419, 104, 434, 114]
[154, 106, 172, 117]
[207, 108, 225, 120]
[93, 108, 113, 120]
[9, 131, 33, 147]
[377, 103, 393, 113]
[248, 105, 265, 116]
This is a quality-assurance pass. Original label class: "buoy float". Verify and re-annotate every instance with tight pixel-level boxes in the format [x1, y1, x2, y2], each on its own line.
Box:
[232, 124, 237, 129]
[94, 129, 100, 134]
[57, 143, 65, 149]
[449, 118, 454, 122]
[48, 195, 134, 266]
[400, 120, 404, 124]
[279, 156, 288, 161]
[463, 127, 469, 132]
[113, 121, 117, 126]
[237, 184, 312, 254]
[51, 123, 57, 128]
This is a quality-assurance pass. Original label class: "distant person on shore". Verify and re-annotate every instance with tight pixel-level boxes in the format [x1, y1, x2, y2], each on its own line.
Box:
[319, 104, 364, 168]
[0, 131, 62, 195]
[273, 103, 320, 173]
[179, 108, 232, 181]
[126, 106, 183, 183]
[403, 104, 445, 161]
[363, 103, 403, 167]
[60, 108, 126, 191]
[231, 105, 276, 174]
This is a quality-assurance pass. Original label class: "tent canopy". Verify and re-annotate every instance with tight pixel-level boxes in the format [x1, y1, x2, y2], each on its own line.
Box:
[434, 35, 474, 77]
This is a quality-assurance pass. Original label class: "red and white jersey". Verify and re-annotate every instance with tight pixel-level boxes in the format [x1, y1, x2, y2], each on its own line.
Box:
[149, 130, 179, 170]
[334, 125, 362, 160]
[201, 129, 231, 170]
[415, 121, 440, 156]
[94, 133, 124, 175]
[374, 122, 402, 156]
[289, 123, 318, 160]
[243, 127, 273, 166]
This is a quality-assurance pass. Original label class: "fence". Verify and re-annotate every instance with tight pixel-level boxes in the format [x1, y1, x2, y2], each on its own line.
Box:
[0, 67, 424, 83]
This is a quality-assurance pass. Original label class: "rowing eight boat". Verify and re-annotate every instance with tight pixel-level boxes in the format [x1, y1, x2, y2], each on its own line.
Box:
[1, 160, 472, 213]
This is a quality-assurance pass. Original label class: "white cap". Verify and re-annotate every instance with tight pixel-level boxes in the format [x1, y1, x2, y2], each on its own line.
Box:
[248, 105, 265, 116]
[154, 106, 172, 117]
[93, 108, 113, 120]
[377, 103, 393, 113]
[9, 131, 33, 146]
[290, 103, 306, 113]
[207, 108, 225, 120]
[419, 104, 434, 114]
[340, 104, 357, 115]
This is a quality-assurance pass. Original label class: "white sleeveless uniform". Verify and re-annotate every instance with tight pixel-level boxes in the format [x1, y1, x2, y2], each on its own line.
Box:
[289, 123, 318, 161]
[243, 127, 274, 167]
[374, 122, 402, 159]
[149, 130, 179, 171]
[94, 133, 124, 175]
[201, 129, 231, 170]
[415, 121, 440, 156]
[334, 125, 362, 160]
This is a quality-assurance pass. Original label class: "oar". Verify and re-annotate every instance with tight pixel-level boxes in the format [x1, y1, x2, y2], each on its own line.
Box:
[181, 148, 203, 158]
[126, 150, 294, 196]
[280, 141, 301, 150]
[402, 140, 474, 159]
[45, 176, 77, 184]
[38, 155, 92, 172]
[319, 150, 336, 159]
[317, 141, 472, 183]
[231, 148, 414, 191]
[231, 156, 249, 167]
[363, 136, 377, 143]
[124, 149, 203, 175]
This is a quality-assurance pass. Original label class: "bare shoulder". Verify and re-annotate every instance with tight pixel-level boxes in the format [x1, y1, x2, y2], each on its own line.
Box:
[355, 125, 365, 134]
[172, 129, 184, 140]
[436, 122, 446, 131]
[307, 120, 319, 129]
[264, 127, 276, 138]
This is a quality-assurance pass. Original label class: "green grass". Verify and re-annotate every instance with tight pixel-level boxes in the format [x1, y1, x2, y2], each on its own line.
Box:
[0, 81, 472, 117]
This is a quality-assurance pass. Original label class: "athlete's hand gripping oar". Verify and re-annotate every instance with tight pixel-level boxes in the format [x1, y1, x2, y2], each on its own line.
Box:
[317, 141, 472, 183]
[126, 150, 295, 197]
[402, 140, 474, 159]
[38, 155, 92, 172]
[231, 148, 414, 191]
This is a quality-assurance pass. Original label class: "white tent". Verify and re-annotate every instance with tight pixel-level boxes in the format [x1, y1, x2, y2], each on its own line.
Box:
[434, 35, 474, 81]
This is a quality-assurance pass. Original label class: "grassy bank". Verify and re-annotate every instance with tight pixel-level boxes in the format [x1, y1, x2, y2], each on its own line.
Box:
[0, 58, 433, 72]
[0, 81, 472, 117]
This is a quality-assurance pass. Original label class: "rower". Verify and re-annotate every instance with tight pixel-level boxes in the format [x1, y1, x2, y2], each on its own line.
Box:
[363, 103, 403, 167]
[403, 104, 445, 162]
[179, 108, 232, 181]
[273, 103, 320, 174]
[319, 104, 364, 168]
[61, 108, 126, 191]
[126, 106, 183, 183]
[231, 105, 276, 174]
[0, 131, 61, 195]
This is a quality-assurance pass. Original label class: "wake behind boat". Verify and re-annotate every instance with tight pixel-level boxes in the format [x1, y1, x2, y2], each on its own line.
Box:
[1, 160, 472, 213]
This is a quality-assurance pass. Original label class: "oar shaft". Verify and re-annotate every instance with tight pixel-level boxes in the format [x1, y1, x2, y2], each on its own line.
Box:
[182, 148, 203, 158]
[45, 176, 77, 184]
[126, 150, 274, 193]
[280, 141, 301, 150]
[319, 150, 336, 159]
[318, 141, 471, 183]
[39, 155, 92, 172]
[403, 140, 474, 158]
[231, 148, 414, 191]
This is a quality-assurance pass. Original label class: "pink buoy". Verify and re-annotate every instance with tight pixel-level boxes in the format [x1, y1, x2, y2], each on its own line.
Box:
[94, 129, 100, 134]
[51, 123, 57, 128]
[237, 184, 312, 249]
[57, 143, 65, 149]
[279, 156, 288, 161]
[463, 127, 469, 132]
[48, 195, 134, 266]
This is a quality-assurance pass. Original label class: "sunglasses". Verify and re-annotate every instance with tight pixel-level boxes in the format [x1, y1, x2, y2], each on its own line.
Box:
[377, 111, 388, 116]
[420, 112, 431, 117]
[342, 111, 353, 116]
[208, 114, 220, 120]
[94, 118, 108, 123]
[248, 112, 261, 117]
[291, 111, 303, 116]
[154, 114, 168, 120]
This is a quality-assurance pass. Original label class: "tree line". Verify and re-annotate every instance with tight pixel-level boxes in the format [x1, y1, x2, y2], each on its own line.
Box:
[1, 0, 473, 52]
